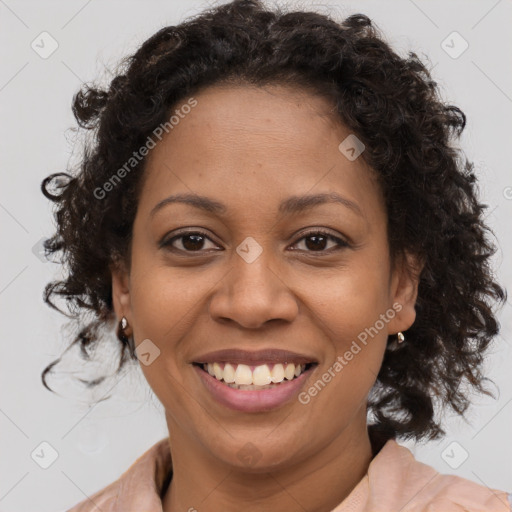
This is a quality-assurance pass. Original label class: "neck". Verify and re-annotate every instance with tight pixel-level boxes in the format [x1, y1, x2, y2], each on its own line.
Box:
[162, 410, 374, 512]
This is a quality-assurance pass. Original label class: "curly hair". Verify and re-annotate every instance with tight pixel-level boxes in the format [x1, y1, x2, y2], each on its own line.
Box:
[40, 0, 506, 446]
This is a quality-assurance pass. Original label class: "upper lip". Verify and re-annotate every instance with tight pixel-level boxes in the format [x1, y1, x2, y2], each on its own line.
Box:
[192, 348, 318, 365]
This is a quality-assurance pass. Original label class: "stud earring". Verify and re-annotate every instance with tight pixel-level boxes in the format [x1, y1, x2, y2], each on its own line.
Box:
[397, 331, 405, 344]
[117, 316, 135, 354]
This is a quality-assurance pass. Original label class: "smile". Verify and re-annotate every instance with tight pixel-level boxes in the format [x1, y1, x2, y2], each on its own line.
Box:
[192, 357, 318, 412]
[198, 362, 314, 389]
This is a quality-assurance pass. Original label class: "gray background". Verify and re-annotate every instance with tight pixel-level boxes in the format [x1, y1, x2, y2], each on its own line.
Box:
[1, 0, 511, 510]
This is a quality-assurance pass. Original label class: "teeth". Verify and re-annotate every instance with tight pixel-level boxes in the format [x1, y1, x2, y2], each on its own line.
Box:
[201, 362, 308, 387]
[253, 364, 272, 386]
[223, 363, 236, 383]
[284, 363, 295, 380]
[213, 362, 222, 380]
[271, 363, 284, 383]
[234, 364, 253, 385]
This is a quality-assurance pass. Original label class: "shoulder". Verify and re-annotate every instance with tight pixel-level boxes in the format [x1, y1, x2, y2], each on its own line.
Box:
[65, 438, 172, 512]
[364, 439, 511, 512]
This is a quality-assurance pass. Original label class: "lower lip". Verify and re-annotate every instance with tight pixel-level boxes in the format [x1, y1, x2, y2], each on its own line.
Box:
[193, 364, 316, 413]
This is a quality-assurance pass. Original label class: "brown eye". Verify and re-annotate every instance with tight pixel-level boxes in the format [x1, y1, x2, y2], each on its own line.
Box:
[304, 234, 329, 251]
[180, 234, 207, 251]
[292, 231, 349, 253]
[162, 231, 220, 252]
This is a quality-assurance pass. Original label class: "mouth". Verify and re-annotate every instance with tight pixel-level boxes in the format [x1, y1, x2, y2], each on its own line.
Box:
[191, 350, 319, 412]
[192, 361, 317, 390]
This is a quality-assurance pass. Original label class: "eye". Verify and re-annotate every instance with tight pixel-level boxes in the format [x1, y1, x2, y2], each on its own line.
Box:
[290, 230, 349, 253]
[161, 230, 221, 253]
[161, 229, 350, 254]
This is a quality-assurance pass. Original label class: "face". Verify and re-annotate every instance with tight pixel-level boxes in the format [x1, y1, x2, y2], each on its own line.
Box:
[112, 83, 420, 471]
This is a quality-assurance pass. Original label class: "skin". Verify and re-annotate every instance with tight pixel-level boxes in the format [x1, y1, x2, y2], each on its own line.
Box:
[111, 83, 422, 512]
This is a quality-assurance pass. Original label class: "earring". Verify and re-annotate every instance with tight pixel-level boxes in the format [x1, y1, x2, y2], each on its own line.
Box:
[397, 331, 405, 344]
[117, 316, 135, 354]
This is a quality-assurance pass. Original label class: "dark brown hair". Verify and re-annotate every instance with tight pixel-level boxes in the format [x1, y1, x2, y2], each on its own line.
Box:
[40, 0, 506, 445]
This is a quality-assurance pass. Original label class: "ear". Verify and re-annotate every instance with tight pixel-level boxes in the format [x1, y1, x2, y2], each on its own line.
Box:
[110, 260, 133, 331]
[387, 251, 424, 334]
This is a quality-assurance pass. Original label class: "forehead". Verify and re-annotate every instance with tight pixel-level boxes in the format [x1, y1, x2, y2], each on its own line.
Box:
[138, 83, 384, 223]
[170, 83, 342, 155]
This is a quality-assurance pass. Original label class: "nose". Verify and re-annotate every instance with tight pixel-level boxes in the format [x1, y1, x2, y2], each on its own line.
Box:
[208, 250, 299, 329]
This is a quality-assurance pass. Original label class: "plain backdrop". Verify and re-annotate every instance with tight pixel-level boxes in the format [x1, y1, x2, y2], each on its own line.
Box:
[1, 0, 511, 510]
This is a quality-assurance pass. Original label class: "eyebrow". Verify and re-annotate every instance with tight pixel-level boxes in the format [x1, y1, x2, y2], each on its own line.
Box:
[150, 192, 363, 218]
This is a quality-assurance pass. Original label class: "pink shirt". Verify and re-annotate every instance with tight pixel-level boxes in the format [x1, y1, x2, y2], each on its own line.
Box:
[66, 437, 511, 511]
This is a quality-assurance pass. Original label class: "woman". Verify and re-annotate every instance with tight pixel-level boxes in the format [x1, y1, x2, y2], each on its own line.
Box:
[41, 0, 511, 510]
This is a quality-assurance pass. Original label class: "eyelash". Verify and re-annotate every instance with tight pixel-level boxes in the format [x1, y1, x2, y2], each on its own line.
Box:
[161, 229, 350, 255]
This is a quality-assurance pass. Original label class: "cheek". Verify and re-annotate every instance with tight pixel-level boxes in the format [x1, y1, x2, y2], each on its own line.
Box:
[129, 269, 198, 411]
[129, 255, 205, 341]
[306, 259, 391, 343]
[299, 256, 391, 398]
[310, 348, 383, 421]
[139, 356, 198, 435]
[127, 257, 219, 391]
[301, 283, 389, 418]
